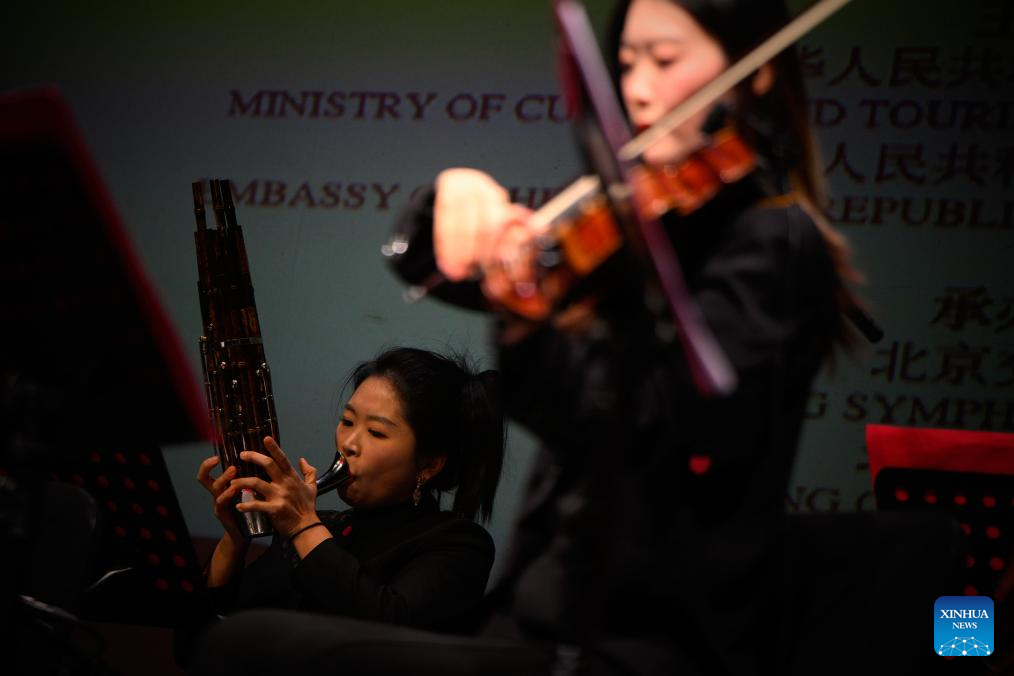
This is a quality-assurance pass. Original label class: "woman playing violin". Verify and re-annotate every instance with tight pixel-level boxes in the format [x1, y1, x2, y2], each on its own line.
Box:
[399, 0, 865, 671]
[191, 2, 916, 674]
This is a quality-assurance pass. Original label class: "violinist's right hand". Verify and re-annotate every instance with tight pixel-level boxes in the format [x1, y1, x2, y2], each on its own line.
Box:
[433, 168, 534, 283]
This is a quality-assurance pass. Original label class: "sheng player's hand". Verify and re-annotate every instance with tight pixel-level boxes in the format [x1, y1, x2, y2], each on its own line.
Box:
[197, 456, 245, 542]
[224, 436, 320, 538]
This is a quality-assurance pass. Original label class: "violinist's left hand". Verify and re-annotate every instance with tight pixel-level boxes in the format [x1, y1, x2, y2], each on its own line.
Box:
[223, 436, 320, 538]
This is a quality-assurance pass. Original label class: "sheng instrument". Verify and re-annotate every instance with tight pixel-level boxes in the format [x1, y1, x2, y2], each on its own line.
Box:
[192, 179, 348, 538]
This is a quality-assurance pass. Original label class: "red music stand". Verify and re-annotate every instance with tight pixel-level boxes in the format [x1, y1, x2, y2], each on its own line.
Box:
[866, 424, 1014, 599]
[0, 86, 212, 629]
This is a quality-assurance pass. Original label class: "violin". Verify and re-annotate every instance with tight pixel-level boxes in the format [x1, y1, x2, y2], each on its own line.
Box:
[385, 0, 853, 396]
[633, 126, 757, 220]
[492, 123, 757, 322]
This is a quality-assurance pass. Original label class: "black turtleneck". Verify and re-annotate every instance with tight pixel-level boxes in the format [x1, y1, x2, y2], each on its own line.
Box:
[211, 498, 494, 634]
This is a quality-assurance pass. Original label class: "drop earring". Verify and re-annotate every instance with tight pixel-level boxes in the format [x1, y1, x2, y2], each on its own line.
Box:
[412, 475, 424, 507]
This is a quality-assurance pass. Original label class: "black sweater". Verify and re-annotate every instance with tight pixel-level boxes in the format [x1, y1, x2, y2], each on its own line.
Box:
[209, 498, 494, 633]
[389, 178, 839, 672]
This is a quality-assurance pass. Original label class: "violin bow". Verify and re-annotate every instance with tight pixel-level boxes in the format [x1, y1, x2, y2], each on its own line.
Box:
[552, 0, 737, 397]
[394, 0, 855, 388]
[540, 0, 854, 397]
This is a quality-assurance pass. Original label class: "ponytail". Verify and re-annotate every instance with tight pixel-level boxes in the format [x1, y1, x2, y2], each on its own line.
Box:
[446, 369, 504, 522]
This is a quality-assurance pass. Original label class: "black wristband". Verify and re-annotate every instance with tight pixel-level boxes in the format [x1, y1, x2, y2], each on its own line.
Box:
[287, 522, 326, 546]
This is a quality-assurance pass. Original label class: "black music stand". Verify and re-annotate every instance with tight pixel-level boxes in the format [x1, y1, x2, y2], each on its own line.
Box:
[0, 86, 212, 639]
[867, 424, 1014, 599]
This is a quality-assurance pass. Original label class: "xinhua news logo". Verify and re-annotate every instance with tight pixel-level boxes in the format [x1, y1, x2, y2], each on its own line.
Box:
[935, 596, 994, 657]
